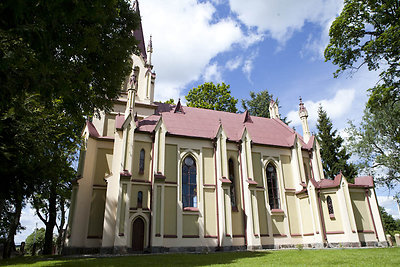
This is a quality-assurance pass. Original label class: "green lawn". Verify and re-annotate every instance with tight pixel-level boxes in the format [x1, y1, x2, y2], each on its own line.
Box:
[1, 247, 400, 266]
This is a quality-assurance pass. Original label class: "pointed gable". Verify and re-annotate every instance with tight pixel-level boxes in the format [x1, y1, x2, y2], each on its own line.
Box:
[174, 99, 184, 113]
[243, 110, 253, 123]
[132, 0, 147, 60]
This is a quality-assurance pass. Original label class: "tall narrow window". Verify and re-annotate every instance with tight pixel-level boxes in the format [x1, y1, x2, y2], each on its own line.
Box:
[327, 196, 334, 217]
[137, 191, 143, 208]
[228, 159, 237, 210]
[182, 156, 197, 208]
[266, 163, 280, 209]
[139, 149, 145, 174]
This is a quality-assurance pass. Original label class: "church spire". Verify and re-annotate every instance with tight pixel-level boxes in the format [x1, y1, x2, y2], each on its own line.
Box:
[147, 35, 153, 67]
[132, 0, 147, 60]
[269, 99, 280, 119]
[298, 97, 311, 143]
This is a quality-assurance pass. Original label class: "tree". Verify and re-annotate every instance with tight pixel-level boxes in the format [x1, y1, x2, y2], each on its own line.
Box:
[241, 90, 274, 118]
[379, 206, 400, 237]
[0, 0, 140, 118]
[0, 0, 141, 257]
[185, 82, 238, 113]
[325, 0, 400, 109]
[346, 103, 400, 195]
[164, 98, 175, 105]
[25, 228, 46, 255]
[316, 106, 357, 182]
[241, 89, 290, 124]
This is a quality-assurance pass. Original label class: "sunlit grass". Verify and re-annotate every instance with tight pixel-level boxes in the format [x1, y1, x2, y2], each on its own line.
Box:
[1, 247, 399, 266]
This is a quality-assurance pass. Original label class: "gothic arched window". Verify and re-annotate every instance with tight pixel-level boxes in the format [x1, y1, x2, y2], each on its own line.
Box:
[139, 149, 145, 174]
[137, 191, 143, 208]
[327, 196, 334, 217]
[182, 156, 197, 208]
[228, 159, 237, 210]
[266, 163, 280, 210]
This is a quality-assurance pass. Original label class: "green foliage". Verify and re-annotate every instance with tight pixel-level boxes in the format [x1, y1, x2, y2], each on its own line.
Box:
[379, 206, 400, 237]
[316, 106, 357, 182]
[164, 98, 175, 105]
[325, 0, 400, 108]
[0, 0, 140, 118]
[346, 103, 400, 194]
[25, 228, 46, 255]
[0, 0, 140, 257]
[185, 82, 238, 113]
[242, 90, 274, 118]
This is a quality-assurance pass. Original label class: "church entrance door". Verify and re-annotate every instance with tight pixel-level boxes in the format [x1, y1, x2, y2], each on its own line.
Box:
[132, 217, 145, 251]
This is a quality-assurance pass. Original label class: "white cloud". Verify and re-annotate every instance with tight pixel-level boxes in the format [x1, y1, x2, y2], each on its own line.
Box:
[242, 51, 258, 82]
[140, 0, 247, 101]
[203, 62, 223, 82]
[377, 195, 400, 219]
[229, 0, 343, 44]
[225, 56, 243, 71]
[287, 89, 356, 126]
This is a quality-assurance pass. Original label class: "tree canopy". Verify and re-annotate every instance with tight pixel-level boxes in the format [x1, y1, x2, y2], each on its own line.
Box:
[346, 103, 400, 195]
[325, 0, 400, 108]
[185, 82, 238, 113]
[316, 106, 357, 182]
[241, 90, 273, 118]
[0, 0, 140, 257]
[0, 0, 140, 118]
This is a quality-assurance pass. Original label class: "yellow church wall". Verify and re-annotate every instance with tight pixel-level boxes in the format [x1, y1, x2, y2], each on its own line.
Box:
[87, 188, 107, 238]
[299, 197, 314, 235]
[182, 214, 199, 237]
[280, 155, 294, 189]
[227, 150, 245, 237]
[252, 152, 263, 185]
[132, 141, 152, 182]
[102, 114, 116, 137]
[155, 186, 162, 236]
[285, 193, 300, 235]
[350, 191, 372, 232]
[164, 186, 177, 236]
[123, 125, 131, 169]
[164, 144, 178, 183]
[302, 157, 310, 183]
[204, 189, 217, 237]
[130, 184, 151, 209]
[272, 214, 285, 236]
[93, 148, 113, 186]
[203, 147, 215, 185]
[256, 191, 268, 236]
[321, 192, 344, 233]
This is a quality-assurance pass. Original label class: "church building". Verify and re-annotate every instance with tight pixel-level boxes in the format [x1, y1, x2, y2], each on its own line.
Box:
[64, 1, 387, 254]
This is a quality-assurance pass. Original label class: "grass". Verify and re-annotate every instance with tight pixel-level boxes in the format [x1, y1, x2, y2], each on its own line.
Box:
[1, 247, 400, 267]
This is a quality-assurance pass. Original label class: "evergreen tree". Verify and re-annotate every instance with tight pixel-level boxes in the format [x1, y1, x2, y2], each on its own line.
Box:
[242, 90, 274, 118]
[316, 106, 357, 182]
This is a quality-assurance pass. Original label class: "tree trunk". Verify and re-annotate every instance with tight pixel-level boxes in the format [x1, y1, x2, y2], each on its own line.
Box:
[56, 197, 66, 254]
[3, 195, 22, 259]
[43, 185, 57, 255]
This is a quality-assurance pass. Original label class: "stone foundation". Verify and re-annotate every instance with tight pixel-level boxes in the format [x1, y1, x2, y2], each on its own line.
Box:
[63, 241, 389, 256]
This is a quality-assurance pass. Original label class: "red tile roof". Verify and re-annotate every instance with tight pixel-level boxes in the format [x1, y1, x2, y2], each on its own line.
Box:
[136, 103, 309, 148]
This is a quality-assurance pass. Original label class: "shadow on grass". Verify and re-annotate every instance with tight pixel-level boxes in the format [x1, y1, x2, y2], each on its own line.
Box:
[1, 251, 270, 267]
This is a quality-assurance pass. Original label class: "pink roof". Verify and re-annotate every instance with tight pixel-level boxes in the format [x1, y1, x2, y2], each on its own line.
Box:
[137, 104, 308, 148]
[350, 176, 374, 188]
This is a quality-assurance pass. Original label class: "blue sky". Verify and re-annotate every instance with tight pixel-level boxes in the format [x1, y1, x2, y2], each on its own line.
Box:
[15, 0, 399, 244]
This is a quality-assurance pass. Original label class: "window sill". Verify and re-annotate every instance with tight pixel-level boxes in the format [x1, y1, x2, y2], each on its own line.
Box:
[183, 207, 199, 212]
[232, 206, 239, 212]
[271, 209, 284, 214]
[329, 214, 335, 219]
